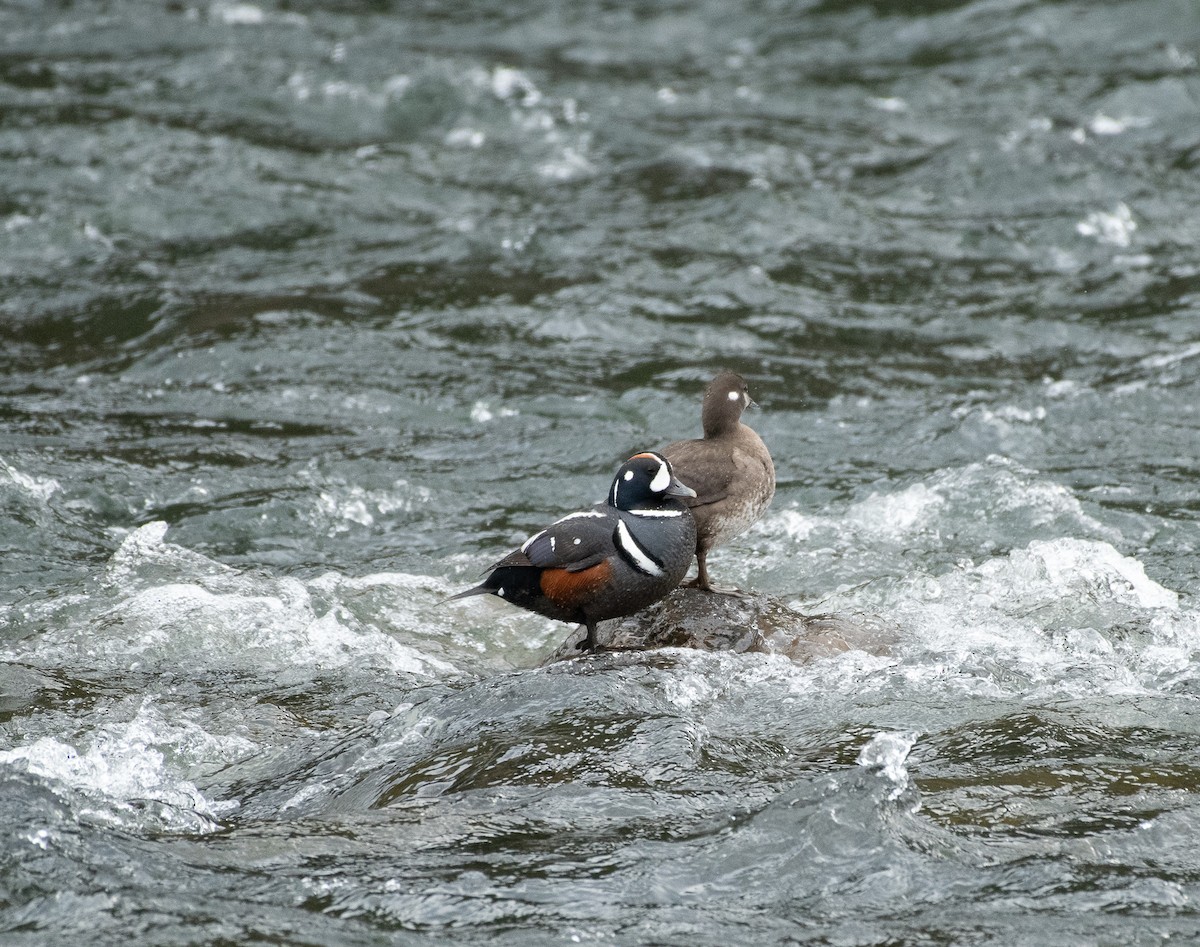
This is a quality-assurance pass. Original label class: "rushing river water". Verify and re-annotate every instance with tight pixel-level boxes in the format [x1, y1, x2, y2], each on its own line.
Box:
[4, 0, 1200, 944]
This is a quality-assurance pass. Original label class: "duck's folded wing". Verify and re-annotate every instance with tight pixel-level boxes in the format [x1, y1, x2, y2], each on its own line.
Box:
[492, 508, 613, 572]
[660, 439, 733, 507]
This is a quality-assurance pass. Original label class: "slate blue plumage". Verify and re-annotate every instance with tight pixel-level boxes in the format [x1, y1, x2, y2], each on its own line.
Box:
[449, 452, 697, 651]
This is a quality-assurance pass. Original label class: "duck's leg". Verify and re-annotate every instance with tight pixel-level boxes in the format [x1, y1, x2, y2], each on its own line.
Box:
[577, 620, 598, 652]
[689, 549, 750, 598]
[680, 548, 708, 589]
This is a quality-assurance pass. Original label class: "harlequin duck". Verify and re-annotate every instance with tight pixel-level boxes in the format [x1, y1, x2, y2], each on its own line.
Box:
[447, 451, 697, 652]
[660, 371, 775, 594]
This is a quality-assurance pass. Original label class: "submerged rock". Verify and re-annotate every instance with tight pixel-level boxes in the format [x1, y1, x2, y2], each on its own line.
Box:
[542, 587, 896, 664]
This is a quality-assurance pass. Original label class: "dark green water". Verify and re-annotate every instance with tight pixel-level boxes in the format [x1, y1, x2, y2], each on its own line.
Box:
[3, 1, 1200, 944]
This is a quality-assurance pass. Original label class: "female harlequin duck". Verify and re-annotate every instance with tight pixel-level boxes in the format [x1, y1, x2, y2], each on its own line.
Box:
[448, 451, 697, 652]
[660, 371, 775, 594]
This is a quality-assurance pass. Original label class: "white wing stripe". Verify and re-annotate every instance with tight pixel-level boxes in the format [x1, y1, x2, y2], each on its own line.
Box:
[520, 529, 546, 554]
[557, 511, 605, 522]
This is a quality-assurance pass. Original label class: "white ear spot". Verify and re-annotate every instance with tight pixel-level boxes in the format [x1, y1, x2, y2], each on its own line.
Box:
[573, 537, 581, 545]
[624, 470, 634, 481]
[727, 389, 740, 401]
[649, 460, 671, 493]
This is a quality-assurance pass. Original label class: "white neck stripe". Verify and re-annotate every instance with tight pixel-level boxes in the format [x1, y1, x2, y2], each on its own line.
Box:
[628, 508, 684, 517]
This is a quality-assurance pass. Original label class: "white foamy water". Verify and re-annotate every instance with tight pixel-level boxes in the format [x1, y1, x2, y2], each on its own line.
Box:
[804, 535, 1189, 704]
[7, 522, 460, 679]
[0, 457, 61, 502]
[752, 456, 1122, 599]
[0, 698, 241, 833]
[857, 732, 918, 802]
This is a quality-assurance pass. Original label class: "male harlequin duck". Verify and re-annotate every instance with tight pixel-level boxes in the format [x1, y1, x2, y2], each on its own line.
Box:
[660, 371, 775, 594]
[448, 451, 697, 652]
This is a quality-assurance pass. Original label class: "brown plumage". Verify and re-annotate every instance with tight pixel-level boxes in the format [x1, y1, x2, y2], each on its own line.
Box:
[539, 560, 614, 610]
[660, 372, 775, 594]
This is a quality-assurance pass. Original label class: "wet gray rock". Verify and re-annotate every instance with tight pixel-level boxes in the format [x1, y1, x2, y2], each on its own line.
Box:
[542, 587, 896, 664]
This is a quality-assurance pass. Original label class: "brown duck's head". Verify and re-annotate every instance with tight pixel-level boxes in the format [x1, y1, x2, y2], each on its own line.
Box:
[701, 371, 755, 437]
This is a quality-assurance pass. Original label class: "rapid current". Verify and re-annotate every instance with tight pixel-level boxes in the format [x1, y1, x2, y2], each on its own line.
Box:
[3, 1, 1200, 944]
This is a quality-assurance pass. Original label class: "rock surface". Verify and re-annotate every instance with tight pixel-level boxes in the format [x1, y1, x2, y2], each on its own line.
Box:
[542, 587, 896, 664]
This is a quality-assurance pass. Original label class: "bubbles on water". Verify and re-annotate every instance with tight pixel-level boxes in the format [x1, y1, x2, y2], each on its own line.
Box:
[1088, 113, 1151, 136]
[209, 2, 266, 26]
[1076, 202, 1137, 247]
[453, 64, 596, 183]
[489, 67, 542, 108]
[307, 477, 433, 535]
[469, 400, 519, 423]
[445, 128, 486, 149]
[316, 489, 376, 528]
[539, 146, 598, 182]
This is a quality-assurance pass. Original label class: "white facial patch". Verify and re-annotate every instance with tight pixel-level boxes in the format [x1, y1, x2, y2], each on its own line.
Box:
[727, 389, 740, 401]
[624, 470, 634, 481]
[649, 460, 671, 494]
[615, 520, 663, 576]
